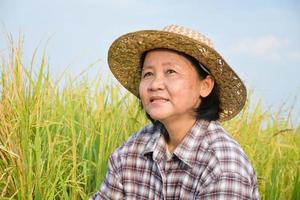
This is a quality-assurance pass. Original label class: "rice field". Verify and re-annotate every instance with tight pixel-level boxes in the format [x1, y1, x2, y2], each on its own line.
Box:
[0, 44, 299, 199]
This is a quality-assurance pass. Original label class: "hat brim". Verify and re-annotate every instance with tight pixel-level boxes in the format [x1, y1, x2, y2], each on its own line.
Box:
[108, 30, 247, 121]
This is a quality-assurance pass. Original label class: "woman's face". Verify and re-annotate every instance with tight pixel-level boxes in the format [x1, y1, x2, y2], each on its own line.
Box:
[139, 49, 204, 124]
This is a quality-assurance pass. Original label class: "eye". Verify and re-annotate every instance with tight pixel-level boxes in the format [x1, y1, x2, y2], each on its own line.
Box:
[166, 69, 176, 74]
[142, 71, 153, 78]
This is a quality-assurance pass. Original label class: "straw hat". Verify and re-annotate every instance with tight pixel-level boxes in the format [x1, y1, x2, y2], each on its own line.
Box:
[108, 25, 246, 121]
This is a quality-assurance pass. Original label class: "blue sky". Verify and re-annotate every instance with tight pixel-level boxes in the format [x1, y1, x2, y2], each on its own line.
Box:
[1, 0, 300, 123]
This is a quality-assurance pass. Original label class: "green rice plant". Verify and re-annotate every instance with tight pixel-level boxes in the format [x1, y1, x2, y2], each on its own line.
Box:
[223, 99, 300, 199]
[0, 42, 299, 199]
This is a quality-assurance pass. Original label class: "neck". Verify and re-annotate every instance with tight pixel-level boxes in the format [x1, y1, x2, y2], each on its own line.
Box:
[162, 117, 197, 153]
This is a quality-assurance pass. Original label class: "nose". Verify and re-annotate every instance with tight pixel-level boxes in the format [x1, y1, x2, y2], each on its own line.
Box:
[148, 74, 165, 91]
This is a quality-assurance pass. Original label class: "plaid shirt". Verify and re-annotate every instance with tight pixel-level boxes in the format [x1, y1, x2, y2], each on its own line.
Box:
[91, 120, 259, 199]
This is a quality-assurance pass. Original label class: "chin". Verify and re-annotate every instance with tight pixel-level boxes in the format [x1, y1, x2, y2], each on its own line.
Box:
[146, 108, 172, 121]
[148, 113, 169, 122]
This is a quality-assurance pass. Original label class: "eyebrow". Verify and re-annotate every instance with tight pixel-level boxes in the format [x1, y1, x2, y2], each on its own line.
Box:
[142, 62, 178, 69]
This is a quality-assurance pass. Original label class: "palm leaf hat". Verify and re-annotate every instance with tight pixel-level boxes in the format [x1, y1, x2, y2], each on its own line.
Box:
[107, 25, 247, 121]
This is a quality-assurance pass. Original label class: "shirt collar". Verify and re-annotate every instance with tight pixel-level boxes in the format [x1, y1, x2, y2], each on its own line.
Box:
[142, 122, 170, 164]
[172, 120, 210, 168]
[142, 122, 163, 156]
[142, 120, 211, 168]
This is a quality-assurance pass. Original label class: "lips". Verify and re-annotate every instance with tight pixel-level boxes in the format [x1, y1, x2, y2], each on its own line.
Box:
[149, 96, 169, 103]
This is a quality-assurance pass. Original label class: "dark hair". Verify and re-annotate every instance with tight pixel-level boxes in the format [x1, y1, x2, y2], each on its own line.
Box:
[139, 49, 222, 122]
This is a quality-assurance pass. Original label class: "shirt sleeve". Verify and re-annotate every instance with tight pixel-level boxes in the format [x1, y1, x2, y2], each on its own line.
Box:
[90, 153, 124, 200]
[198, 172, 259, 200]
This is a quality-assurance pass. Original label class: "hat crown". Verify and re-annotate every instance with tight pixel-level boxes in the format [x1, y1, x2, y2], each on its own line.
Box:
[163, 25, 214, 48]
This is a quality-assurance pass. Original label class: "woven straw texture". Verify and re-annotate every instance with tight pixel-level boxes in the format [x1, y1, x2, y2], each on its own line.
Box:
[108, 25, 247, 121]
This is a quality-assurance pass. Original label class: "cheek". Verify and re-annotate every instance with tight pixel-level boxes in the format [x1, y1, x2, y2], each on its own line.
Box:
[138, 82, 147, 103]
[172, 81, 201, 104]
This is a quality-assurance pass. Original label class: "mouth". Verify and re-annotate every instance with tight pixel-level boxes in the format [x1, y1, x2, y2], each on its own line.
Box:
[150, 96, 169, 103]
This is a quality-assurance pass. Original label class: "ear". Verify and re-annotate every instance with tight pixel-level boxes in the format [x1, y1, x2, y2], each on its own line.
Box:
[199, 75, 214, 98]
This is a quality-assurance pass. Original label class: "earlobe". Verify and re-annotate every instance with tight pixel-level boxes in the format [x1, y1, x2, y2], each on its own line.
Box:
[199, 75, 214, 98]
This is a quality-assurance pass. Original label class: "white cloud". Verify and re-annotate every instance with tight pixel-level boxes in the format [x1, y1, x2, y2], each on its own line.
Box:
[230, 35, 288, 61]
[288, 51, 300, 61]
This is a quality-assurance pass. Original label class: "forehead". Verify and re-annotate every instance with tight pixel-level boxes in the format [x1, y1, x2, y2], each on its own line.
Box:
[145, 48, 185, 58]
[143, 49, 194, 67]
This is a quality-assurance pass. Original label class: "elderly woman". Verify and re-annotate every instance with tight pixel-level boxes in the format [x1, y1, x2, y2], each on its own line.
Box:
[91, 25, 260, 199]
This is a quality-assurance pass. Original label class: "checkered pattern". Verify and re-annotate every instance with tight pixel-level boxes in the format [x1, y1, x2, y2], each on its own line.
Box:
[91, 120, 260, 199]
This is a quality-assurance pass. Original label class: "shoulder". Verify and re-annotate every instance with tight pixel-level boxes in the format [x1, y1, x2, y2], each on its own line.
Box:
[109, 123, 157, 160]
[203, 121, 257, 183]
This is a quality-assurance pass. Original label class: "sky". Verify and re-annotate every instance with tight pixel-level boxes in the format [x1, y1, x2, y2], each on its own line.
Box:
[1, 0, 300, 124]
